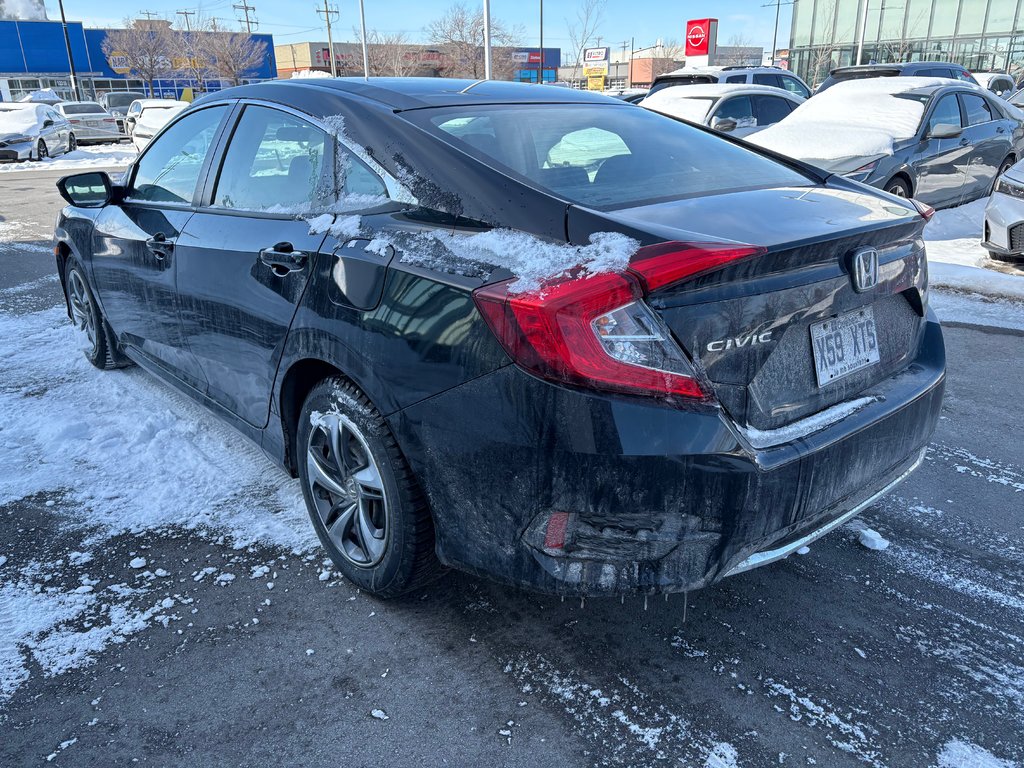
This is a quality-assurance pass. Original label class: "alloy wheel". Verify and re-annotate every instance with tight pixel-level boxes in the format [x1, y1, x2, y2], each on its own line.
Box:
[67, 269, 97, 351]
[305, 411, 389, 567]
[887, 182, 907, 197]
[37, 139, 48, 160]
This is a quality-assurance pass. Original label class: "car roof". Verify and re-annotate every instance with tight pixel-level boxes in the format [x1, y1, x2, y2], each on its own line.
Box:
[206, 77, 619, 111]
[135, 99, 188, 108]
[647, 83, 803, 99]
[830, 61, 967, 76]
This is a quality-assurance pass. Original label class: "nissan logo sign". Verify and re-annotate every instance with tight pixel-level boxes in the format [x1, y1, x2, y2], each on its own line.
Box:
[687, 25, 706, 47]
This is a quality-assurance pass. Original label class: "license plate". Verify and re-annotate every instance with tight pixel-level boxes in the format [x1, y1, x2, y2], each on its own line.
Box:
[86, 120, 100, 127]
[810, 306, 880, 387]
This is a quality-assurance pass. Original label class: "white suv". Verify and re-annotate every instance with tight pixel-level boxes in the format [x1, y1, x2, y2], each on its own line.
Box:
[648, 66, 812, 100]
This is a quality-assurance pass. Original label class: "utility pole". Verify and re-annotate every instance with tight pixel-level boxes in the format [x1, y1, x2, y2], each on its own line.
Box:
[628, 36, 634, 87]
[538, 0, 544, 84]
[176, 9, 196, 32]
[855, 0, 869, 65]
[56, 0, 81, 100]
[233, 2, 257, 33]
[761, 0, 794, 66]
[140, 10, 159, 21]
[316, 0, 339, 77]
[357, 0, 369, 79]
[483, 0, 492, 79]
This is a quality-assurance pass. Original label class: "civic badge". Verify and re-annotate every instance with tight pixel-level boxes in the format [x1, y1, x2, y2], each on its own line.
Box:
[850, 247, 879, 293]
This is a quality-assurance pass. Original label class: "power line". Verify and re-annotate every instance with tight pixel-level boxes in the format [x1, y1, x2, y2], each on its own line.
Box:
[316, 0, 339, 77]
[233, 2, 257, 33]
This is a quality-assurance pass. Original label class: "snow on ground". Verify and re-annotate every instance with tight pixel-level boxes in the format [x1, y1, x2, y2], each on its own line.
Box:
[0, 305, 315, 702]
[0, 144, 136, 174]
[938, 739, 1018, 768]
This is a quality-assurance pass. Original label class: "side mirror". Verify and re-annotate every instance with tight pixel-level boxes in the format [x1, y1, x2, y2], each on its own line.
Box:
[57, 171, 116, 208]
[712, 117, 738, 133]
[42, 119, 54, 128]
[928, 122, 962, 139]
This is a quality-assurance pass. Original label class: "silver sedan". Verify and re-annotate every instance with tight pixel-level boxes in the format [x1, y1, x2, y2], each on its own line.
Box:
[54, 102, 121, 144]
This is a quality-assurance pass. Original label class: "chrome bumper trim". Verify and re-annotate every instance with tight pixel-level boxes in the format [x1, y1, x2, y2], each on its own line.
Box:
[723, 448, 926, 578]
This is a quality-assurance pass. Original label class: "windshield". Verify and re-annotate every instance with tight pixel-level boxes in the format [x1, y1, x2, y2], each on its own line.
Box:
[106, 93, 142, 108]
[63, 103, 105, 115]
[405, 103, 811, 210]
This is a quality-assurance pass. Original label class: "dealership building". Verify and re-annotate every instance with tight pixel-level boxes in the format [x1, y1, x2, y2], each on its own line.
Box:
[0, 18, 276, 102]
[788, 0, 1024, 85]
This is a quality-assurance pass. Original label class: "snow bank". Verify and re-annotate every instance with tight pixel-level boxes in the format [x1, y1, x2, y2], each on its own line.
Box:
[290, 69, 333, 79]
[937, 739, 1016, 768]
[750, 77, 942, 161]
[0, 145, 136, 174]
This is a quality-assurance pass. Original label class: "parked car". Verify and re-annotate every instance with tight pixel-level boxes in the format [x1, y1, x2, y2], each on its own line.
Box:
[606, 88, 649, 104]
[815, 61, 977, 94]
[52, 78, 944, 598]
[751, 78, 1024, 208]
[640, 84, 804, 138]
[972, 72, 1016, 98]
[648, 66, 812, 99]
[125, 99, 188, 150]
[54, 101, 120, 144]
[97, 91, 147, 136]
[983, 156, 1024, 261]
[0, 103, 74, 161]
[17, 88, 65, 105]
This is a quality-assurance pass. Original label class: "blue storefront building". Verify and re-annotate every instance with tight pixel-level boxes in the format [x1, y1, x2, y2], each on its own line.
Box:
[0, 19, 277, 102]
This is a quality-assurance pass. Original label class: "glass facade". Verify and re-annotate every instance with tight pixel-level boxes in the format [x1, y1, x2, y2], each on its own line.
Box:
[788, 0, 1024, 85]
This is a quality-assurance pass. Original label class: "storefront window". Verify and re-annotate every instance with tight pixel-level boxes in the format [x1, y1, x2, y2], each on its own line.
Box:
[986, 0, 1020, 33]
[792, 0, 816, 47]
[930, 0, 962, 38]
[957, 0, 990, 37]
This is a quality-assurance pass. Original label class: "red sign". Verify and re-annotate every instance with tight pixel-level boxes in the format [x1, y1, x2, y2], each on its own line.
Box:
[685, 18, 716, 57]
[527, 51, 542, 63]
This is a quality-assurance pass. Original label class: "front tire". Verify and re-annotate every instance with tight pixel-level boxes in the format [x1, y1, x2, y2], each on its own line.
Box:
[68, 133, 77, 153]
[33, 139, 48, 161]
[64, 258, 125, 370]
[885, 177, 911, 198]
[297, 378, 441, 597]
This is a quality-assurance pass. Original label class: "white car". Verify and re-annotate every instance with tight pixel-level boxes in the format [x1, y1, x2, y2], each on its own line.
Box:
[55, 101, 120, 144]
[640, 84, 804, 138]
[972, 72, 1016, 98]
[125, 99, 189, 150]
[648, 66, 812, 100]
[0, 103, 75, 162]
[984, 158, 1024, 262]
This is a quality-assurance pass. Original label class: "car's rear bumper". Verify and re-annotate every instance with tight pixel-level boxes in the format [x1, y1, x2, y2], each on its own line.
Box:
[389, 312, 945, 596]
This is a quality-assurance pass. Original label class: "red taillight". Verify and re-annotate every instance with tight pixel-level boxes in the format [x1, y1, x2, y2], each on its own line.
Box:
[909, 198, 935, 222]
[627, 241, 766, 293]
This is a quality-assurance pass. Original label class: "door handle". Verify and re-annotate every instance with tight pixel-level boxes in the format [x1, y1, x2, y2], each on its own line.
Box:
[997, 126, 1007, 134]
[145, 232, 174, 259]
[259, 242, 308, 275]
[959, 138, 972, 146]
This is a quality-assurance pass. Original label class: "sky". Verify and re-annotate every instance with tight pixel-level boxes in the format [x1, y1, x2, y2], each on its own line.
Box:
[42, 0, 795, 60]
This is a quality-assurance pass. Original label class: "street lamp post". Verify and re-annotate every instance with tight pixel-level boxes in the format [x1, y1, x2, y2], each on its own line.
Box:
[358, 0, 369, 78]
[483, 0, 492, 79]
[56, 0, 81, 101]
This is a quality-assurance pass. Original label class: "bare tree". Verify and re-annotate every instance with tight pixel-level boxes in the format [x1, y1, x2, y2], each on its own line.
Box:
[199, 20, 268, 86]
[100, 18, 176, 97]
[566, 0, 606, 82]
[361, 29, 420, 77]
[716, 34, 757, 67]
[425, 3, 521, 80]
[172, 13, 214, 94]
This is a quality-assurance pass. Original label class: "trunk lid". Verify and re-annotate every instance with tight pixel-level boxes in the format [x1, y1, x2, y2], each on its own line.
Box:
[568, 184, 929, 430]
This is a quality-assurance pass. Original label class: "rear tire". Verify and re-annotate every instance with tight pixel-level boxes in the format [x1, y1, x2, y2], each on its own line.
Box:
[297, 377, 442, 598]
[68, 133, 77, 153]
[63, 258, 128, 370]
[992, 155, 1015, 193]
[884, 177, 911, 198]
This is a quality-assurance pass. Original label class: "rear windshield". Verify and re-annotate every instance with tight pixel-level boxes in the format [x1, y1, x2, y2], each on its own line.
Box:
[62, 103, 104, 115]
[647, 76, 717, 95]
[817, 70, 898, 92]
[105, 93, 143, 108]
[404, 104, 811, 210]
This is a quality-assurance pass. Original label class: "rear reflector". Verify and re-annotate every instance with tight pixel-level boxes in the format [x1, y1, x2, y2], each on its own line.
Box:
[543, 511, 570, 550]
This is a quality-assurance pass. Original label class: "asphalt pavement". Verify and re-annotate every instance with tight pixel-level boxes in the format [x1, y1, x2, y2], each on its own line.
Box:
[1, 167, 1022, 767]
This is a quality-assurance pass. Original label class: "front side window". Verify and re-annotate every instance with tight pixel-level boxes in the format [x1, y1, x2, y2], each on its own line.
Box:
[961, 94, 993, 125]
[927, 94, 962, 133]
[411, 103, 811, 209]
[725, 75, 746, 84]
[212, 105, 386, 212]
[779, 76, 810, 98]
[129, 106, 226, 204]
[714, 96, 754, 122]
[753, 73, 781, 88]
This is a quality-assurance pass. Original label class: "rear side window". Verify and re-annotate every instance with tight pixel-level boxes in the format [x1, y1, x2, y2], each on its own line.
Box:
[754, 95, 794, 125]
[753, 73, 781, 88]
[725, 75, 746, 83]
[961, 94, 993, 125]
[411, 104, 811, 209]
[779, 76, 810, 98]
[130, 106, 226, 204]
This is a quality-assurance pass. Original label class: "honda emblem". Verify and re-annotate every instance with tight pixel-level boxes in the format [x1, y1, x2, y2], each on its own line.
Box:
[850, 247, 879, 292]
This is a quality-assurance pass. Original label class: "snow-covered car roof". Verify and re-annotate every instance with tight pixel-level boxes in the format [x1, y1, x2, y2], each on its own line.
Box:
[749, 77, 975, 162]
[0, 103, 45, 134]
[132, 99, 189, 111]
[641, 84, 804, 123]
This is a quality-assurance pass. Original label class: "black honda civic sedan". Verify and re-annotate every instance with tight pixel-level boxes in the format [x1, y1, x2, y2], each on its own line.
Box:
[52, 78, 945, 598]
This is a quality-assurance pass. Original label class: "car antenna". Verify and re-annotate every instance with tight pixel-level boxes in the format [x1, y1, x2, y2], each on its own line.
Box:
[460, 80, 487, 94]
